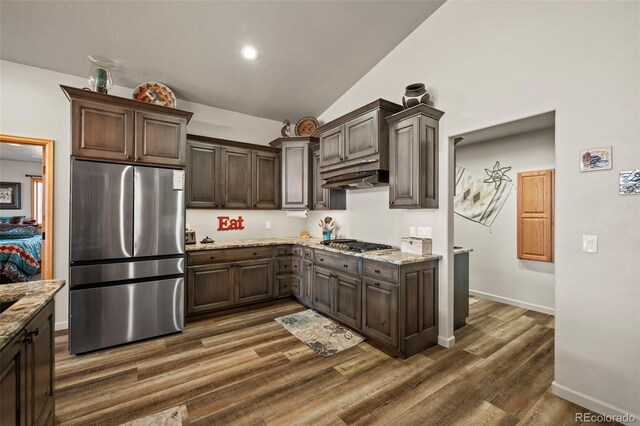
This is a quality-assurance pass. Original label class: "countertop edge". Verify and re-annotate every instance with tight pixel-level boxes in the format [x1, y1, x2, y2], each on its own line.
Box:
[0, 280, 66, 352]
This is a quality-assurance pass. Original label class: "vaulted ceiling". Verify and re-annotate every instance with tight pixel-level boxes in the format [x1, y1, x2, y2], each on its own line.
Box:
[0, 1, 444, 121]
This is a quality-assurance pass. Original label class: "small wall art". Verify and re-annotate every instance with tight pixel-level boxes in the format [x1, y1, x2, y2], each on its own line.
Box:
[579, 146, 612, 172]
[0, 182, 21, 209]
[619, 170, 640, 195]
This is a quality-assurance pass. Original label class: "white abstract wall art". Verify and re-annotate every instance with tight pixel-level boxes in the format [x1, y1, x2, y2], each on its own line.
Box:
[454, 165, 514, 227]
[579, 146, 612, 171]
[619, 170, 640, 195]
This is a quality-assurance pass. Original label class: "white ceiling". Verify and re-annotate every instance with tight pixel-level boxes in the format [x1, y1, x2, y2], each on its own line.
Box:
[0, 143, 43, 163]
[0, 1, 444, 121]
[453, 111, 556, 146]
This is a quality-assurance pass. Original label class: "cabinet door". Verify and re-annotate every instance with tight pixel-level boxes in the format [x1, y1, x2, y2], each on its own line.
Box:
[71, 99, 134, 161]
[281, 141, 310, 210]
[389, 116, 420, 208]
[345, 110, 378, 161]
[312, 146, 329, 210]
[0, 334, 26, 426]
[186, 141, 219, 208]
[319, 126, 344, 168]
[334, 273, 361, 329]
[26, 302, 54, 426]
[235, 260, 274, 304]
[135, 111, 187, 166]
[187, 263, 234, 314]
[275, 276, 293, 298]
[312, 266, 334, 315]
[302, 260, 313, 302]
[362, 279, 399, 347]
[252, 151, 279, 209]
[221, 147, 252, 209]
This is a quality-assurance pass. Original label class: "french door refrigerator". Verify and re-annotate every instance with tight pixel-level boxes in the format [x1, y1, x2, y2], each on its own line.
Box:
[69, 159, 184, 354]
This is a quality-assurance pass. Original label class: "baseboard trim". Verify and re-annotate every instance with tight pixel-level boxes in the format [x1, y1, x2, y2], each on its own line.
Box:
[438, 335, 455, 348]
[469, 289, 555, 315]
[552, 381, 639, 425]
[55, 320, 68, 331]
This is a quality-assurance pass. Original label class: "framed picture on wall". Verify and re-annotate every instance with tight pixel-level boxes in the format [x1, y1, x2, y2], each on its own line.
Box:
[0, 182, 21, 209]
[579, 146, 612, 172]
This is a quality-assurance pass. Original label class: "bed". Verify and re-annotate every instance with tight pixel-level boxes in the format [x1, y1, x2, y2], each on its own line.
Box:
[0, 224, 42, 282]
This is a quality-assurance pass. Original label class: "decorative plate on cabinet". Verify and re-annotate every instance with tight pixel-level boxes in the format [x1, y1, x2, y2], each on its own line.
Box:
[295, 117, 319, 136]
[132, 82, 177, 108]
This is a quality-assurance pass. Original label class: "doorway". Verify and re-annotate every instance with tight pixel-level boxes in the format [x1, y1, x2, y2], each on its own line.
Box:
[0, 134, 54, 281]
[449, 112, 556, 323]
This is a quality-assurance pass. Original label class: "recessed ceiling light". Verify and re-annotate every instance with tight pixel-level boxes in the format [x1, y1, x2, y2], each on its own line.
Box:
[241, 46, 258, 61]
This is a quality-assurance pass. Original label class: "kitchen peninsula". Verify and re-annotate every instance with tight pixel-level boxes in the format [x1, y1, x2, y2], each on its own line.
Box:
[186, 237, 440, 358]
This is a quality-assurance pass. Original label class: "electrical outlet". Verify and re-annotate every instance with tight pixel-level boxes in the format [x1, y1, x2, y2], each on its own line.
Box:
[265, 221, 271, 230]
[417, 227, 432, 238]
[583, 235, 597, 253]
[409, 226, 416, 237]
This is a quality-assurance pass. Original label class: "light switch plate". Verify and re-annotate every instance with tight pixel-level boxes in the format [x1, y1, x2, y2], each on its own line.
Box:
[409, 226, 416, 237]
[418, 227, 432, 238]
[583, 235, 598, 253]
[265, 221, 271, 230]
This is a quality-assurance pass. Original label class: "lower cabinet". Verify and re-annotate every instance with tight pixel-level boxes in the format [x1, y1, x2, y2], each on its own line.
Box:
[312, 266, 334, 314]
[187, 263, 234, 314]
[0, 300, 55, 426]
[234, 260, 274, 305]
[334, 273, 361, 329]
[301, 260, 313, 303]
[362, 278, 399, 347]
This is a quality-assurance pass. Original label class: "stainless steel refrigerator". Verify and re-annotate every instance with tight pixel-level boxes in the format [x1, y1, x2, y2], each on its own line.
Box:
[69, 159, 184, 354]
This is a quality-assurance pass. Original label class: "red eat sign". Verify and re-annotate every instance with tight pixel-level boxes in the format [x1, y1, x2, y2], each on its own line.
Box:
[217, 216, 245, 231]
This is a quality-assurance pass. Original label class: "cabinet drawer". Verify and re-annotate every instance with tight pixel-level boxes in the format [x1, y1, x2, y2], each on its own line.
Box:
[275, 245, 294, 257]
[303, 248, 314, 261]
[275, 275, 294, 298]
[188, 247, 273, 265]
[363, 260, 399, 283]
[314, 250, 361, 276]
[275, 258, 292, 275]
[292, 246, 304, 257]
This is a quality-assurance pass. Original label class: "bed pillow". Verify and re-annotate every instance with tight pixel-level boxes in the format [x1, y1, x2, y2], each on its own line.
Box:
[0, 224, 39, 239]
[9, 216, 25, 224]
[0, 217, 10, 224]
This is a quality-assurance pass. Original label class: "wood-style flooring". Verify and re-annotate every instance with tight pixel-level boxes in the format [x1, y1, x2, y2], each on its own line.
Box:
[54, 298, 611, 425]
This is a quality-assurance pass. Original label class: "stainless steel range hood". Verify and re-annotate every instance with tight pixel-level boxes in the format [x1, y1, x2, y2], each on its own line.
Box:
[322, 170, 389, 190]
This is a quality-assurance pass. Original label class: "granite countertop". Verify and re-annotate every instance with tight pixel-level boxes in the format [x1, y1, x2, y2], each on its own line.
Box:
[0, 279, 65, 351]
[454, 247, 474, 255]
[187, 237, 443, 265]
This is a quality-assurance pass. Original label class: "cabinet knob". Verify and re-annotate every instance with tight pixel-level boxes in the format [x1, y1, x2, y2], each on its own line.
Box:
[343, 264, 348, 268]
[339, 156, 344, 161]
[389, 201, 394, 205]
[210, 256, 215, 259]
[126, 155, 132, 160]
[319, 258, 324, 262]
[135, 156, 141, 161]
[374, 282, 380, 287]
[375, 269, 380, 274]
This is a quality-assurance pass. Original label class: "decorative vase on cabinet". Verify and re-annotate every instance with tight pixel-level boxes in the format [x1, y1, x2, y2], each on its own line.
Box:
[402, 83, 430, 109]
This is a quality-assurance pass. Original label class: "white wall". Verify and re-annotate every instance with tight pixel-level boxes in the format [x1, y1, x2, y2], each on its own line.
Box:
[0, 159, 41, 218]
[0, 60, 305, 331]
[455, 128, 555, 313]
[314, 0, 639, 419]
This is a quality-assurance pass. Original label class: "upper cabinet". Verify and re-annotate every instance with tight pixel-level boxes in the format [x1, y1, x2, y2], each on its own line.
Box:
[315, 99, 402, 178]
[61, 85, 192, 167]
[270, 137, 346, 211]
[186, 135, 280, 210]
[386, 104, 444, 209]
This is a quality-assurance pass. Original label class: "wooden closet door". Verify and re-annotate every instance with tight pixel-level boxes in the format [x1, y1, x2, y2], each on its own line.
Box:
[517, 169, 554, 262]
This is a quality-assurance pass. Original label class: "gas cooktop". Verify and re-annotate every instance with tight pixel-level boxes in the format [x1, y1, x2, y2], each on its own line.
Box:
[320, 239, 393, 253]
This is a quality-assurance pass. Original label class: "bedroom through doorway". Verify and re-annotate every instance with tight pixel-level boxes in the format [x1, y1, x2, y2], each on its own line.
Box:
[0, 134, 54, 282]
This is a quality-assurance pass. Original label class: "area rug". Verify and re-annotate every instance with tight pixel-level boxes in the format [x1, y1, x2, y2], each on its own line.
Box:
[119, 406, 182, 426]
[275, 309, 364, 357]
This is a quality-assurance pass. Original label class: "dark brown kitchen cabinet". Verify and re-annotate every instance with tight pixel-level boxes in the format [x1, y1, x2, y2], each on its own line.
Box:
[334, 273, 361, 329]
[62, 85, 192, 167]
[387, 104, 444, 209]
[187, 263, 234, 314]
[252, 151, 279, 209]
[311, 145, 346, 210]
[301, 260, 313, 303]
[362, 278, 399, 347]
[135, 111, 187, 166]
[312, 266, 334, 315]
[186, 141, 219, 208]
[0, 300, 55, 426]
[221, 147, 252, 209]
[315, 99, 402, 177]
[280, 139, 312, 210]
[235, 260, 274, 304]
